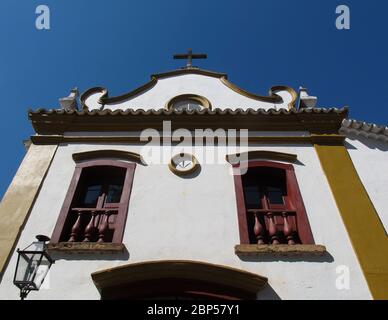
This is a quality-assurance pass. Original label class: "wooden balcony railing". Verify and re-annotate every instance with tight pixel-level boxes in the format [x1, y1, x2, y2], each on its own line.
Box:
[68, 208, 118, 243]
[247, 209, 298, 245]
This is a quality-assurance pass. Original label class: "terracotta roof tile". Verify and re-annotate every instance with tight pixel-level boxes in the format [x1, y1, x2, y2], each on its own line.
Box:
[340, 119, 388, 142]
[29, 107, 348, 116]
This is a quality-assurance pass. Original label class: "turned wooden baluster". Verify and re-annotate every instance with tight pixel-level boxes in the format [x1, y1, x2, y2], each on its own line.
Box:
[254, 213, 265, 244]
[267, 212, 280, 244]
[68, 210, 82, 242]
[282, 212, 295, 245]
[98, 211, 110, 242]
[84, 210, 97, 242]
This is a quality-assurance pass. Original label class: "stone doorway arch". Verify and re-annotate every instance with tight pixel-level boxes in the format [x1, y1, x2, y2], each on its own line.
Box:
[91, 260, 268, 300]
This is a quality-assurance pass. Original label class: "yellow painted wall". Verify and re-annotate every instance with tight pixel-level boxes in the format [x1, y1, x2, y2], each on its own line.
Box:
[315, 144, 388, 300]
[0, 143, 57, 278]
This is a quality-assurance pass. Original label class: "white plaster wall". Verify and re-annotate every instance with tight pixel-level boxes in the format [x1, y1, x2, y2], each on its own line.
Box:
[84, 74, 293, 111]
[345, 136, 388, 234]
[0, 141, 372, 300]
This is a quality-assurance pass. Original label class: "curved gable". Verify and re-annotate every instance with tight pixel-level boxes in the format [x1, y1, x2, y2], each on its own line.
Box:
[81, 69, 297, 111]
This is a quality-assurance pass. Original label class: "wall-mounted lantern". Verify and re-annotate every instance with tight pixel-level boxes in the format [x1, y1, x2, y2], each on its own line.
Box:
[13, 235, 54, 300]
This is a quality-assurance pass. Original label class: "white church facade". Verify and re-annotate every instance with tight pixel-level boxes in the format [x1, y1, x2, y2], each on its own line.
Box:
[0, 53, 387, 300]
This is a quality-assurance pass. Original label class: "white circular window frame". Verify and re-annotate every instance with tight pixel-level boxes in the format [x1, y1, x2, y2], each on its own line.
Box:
[165, 94, 212, 111]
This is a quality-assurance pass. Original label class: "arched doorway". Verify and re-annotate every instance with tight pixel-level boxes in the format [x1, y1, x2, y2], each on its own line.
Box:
[91, 260, 268, 300]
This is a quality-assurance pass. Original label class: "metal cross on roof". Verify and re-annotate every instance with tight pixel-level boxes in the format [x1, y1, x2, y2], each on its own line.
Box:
[173, 48, 207, 68]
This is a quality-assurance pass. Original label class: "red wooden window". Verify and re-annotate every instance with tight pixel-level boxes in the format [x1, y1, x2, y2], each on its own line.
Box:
[50, 160, 136, 244]
[233, 161, 314, 245]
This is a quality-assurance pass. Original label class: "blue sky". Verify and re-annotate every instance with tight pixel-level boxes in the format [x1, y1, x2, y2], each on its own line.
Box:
[0, 0, 387, 198]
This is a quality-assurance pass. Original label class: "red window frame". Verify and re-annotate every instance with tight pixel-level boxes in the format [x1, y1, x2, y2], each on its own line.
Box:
[232, 161, 314, 245]
[50, 159, 136, 244]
